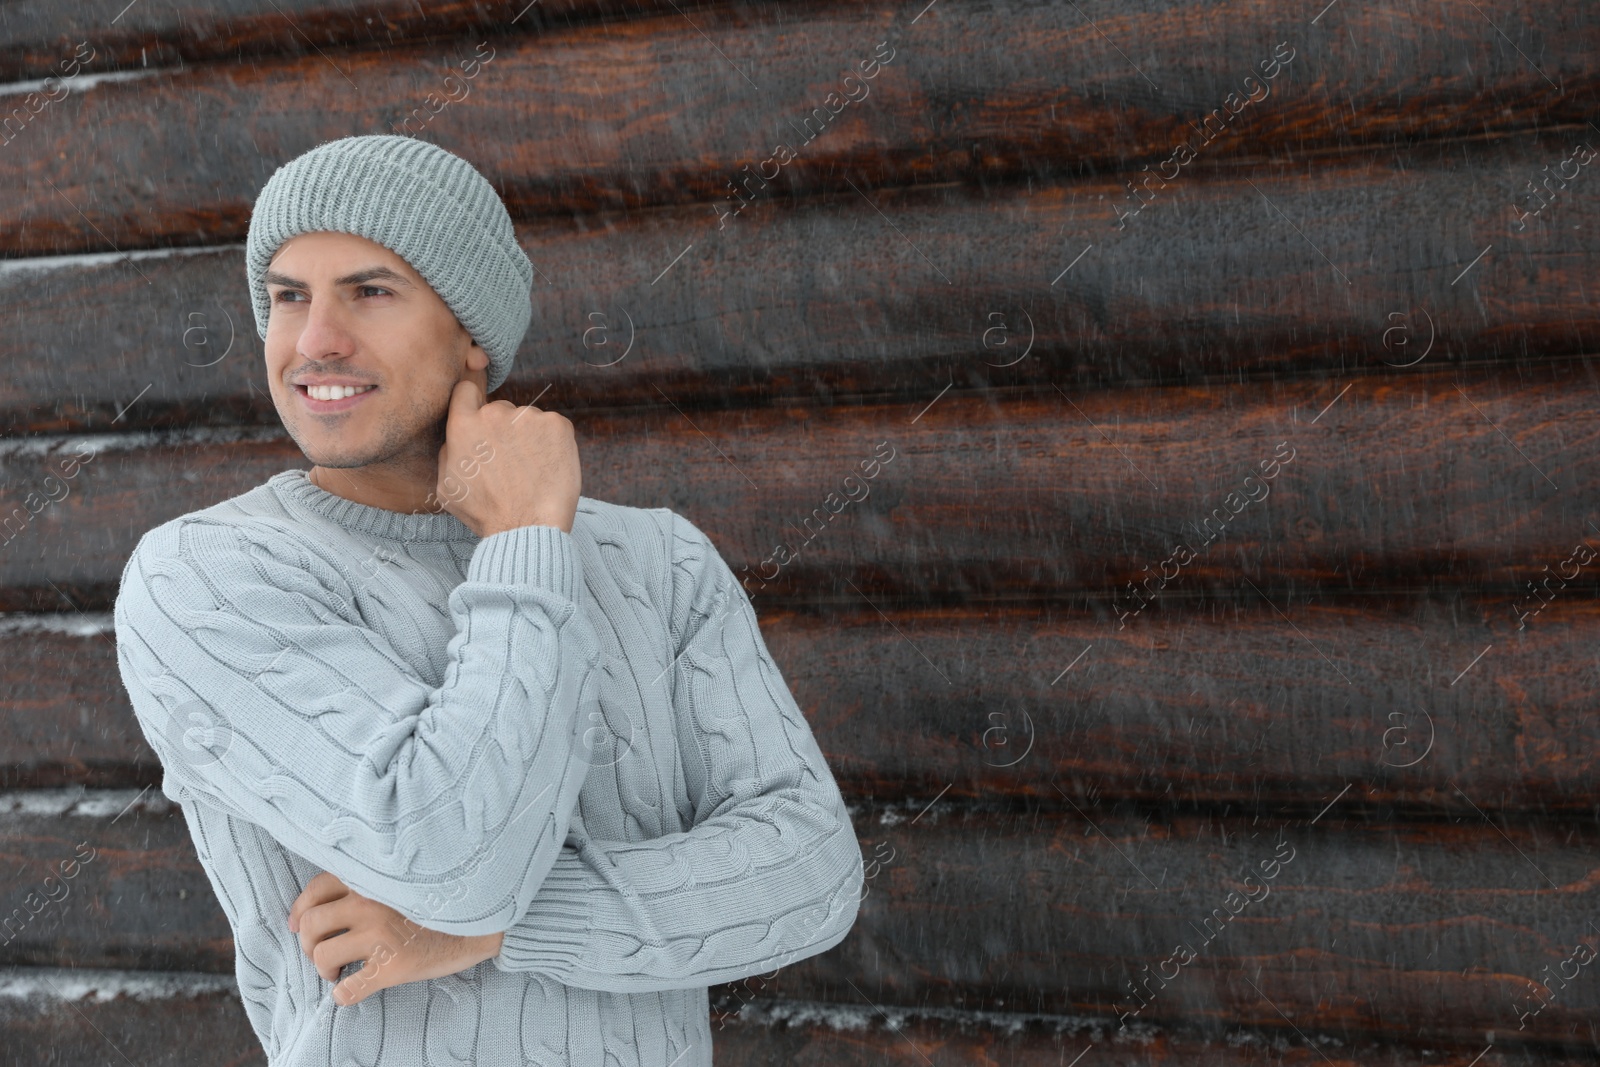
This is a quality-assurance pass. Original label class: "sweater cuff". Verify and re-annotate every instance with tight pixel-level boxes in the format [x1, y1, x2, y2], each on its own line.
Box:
[492, 846, 593, 975]
[468, 524, 577, 598]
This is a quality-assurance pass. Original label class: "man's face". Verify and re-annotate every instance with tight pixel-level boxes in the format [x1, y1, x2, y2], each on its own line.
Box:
[262, 231, 487, 471]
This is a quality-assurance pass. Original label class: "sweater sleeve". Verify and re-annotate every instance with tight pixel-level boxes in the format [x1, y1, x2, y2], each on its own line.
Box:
[112, 516, 603, 937]
[490, 510, 864, 990]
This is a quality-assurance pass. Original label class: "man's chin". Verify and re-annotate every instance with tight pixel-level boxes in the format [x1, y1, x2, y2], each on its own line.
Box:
[294, 442, 379, 472]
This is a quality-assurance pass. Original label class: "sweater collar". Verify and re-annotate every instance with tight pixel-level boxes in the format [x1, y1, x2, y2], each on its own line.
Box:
[269, 469, 478, 543]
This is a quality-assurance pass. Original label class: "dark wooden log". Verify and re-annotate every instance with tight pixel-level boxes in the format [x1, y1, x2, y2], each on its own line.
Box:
[2, 363, 1596, 610]
[8, 968, 1579, 1067]
[0, 968, 262, 1067]
[732, 1017, 1587, 1067]
[0, 616, 163, 791]
[4, 135, 1596, 435]
[636, 595, 1600, 819]
[0, 0, 686, 83]
[0, 793, 220, 974]
[2, 970, 1589, 1067]
[825, 808, 1600, 1047]
[7, 595, 1600, 816]
[5, 796, 1598, 1048]
[715, 1005, 1594, 1066]
[3, 1, 1595, 257]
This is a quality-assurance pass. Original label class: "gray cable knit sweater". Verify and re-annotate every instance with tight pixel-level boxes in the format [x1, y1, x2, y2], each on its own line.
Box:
[112, 469, 863, 1067]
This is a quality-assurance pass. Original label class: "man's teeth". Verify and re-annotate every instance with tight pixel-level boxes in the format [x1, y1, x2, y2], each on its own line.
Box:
[306, 384, 376, 401]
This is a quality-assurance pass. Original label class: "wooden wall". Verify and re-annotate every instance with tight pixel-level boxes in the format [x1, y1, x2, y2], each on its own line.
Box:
[3, 1, 1599, 1063]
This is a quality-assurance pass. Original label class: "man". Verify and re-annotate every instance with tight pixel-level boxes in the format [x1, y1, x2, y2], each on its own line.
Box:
[113, 135, 863, 1067]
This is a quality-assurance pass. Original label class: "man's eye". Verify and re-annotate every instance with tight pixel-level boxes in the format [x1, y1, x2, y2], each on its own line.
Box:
[271, 291, 304, 303]
[358, 286, 391, 298]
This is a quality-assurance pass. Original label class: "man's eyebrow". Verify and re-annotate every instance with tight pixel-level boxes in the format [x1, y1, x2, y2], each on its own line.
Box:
[262, 266, 417, 291]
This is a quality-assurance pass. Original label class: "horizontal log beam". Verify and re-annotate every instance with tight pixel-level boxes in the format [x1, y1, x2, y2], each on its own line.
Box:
[3, 969, 1588, 1067]
[9, 968, 1573, 1067]
[0, 0, 697, 83]
[0, 967, 261, 1066]
[825, 809, 1600, 1045]
[7, 595, 1600, 814]
[716, 1003, 1598, 1065]
[1, 364, 1595, 608]
[5, 795, 1596, 1047]
[3, 138, 1596, 434]
[2, 1, 1594, 257]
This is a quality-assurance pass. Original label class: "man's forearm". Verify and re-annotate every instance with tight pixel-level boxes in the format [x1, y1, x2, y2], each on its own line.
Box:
[488, 783, 863, 992]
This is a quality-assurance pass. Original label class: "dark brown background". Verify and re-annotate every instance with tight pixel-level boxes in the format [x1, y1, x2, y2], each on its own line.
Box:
[1, 1, 1597, 1064]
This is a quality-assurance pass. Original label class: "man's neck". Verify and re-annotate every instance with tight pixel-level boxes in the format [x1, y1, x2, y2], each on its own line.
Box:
[308, 461, 445, 516]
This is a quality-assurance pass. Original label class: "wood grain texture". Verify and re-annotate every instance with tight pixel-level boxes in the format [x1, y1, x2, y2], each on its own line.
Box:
[5, 798, 1596, 1047]
[7, 971, 1577, 1067]
[822, 809, 1600, 1045]
[3, 136, 1598, 434]
[0, 620, 160, 791]
[6, 595, 1600, 814]
[0, 969, 262, 1067]
[715, 1009, 1595, 1067]
[3, 3, 1598, 1062]
[0, 0, 676, 83]
[2, 1, 1595, 255]
[1, 364, 1595, 609]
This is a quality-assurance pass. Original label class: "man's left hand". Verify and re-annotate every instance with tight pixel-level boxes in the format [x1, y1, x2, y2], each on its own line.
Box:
[288, 871, 505, 1006]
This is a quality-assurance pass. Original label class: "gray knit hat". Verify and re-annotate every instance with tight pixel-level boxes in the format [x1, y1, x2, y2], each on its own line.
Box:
[245, 135, 533, 393]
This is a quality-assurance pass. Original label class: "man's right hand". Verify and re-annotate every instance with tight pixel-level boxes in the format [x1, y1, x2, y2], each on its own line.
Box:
[436, 378, 581, 537]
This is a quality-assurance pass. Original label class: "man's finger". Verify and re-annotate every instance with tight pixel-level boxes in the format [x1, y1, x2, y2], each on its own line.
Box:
[311, 930, 392, 989]
[312, 927, 374, 991]
[447, 376, 484, 424]
[295, 895, 359, 960]
[329, 940, 404, 1006]
[288, 871, 348, 934]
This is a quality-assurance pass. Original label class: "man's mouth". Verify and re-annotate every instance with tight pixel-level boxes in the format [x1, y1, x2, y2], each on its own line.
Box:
[296, 383, 378, 410]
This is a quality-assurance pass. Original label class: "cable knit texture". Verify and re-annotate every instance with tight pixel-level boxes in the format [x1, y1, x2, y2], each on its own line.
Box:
[113, 470, 863, 1067]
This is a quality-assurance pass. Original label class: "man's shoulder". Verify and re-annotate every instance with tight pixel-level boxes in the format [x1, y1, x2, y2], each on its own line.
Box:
[572, 496, 723, 557]
[570, 497, 724, 599]
[573, 495, 681, 546]
[118, 473, 312, 587]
